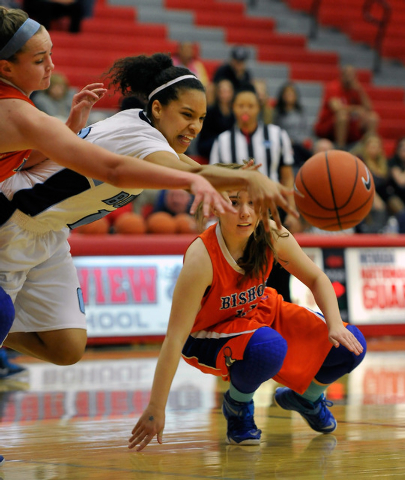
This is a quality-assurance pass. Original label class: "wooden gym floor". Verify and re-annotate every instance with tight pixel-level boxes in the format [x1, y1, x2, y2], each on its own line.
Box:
[1, 338, 405, 480]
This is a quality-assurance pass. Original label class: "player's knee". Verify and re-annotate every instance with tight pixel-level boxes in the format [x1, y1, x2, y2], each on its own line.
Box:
[346, 325, 367, 371]
[47, 334, 87, 365]
[246, 327, 288, 378]
[0, 287, 15, 333]
[51, 345, 85, 366]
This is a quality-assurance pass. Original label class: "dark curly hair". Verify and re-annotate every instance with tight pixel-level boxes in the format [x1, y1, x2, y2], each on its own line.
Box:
[104, 52, 205, 118]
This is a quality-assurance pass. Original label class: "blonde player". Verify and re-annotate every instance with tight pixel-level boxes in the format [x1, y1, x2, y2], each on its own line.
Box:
[0, 10, 296, 353]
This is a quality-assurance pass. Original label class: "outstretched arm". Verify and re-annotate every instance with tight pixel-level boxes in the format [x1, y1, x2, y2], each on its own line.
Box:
[128, 239, 212, 451]
[272, 223, 364, 355]
[146, 152, 298, 230]
[0, 100, 233, 215]
[23, 83, 107, 170]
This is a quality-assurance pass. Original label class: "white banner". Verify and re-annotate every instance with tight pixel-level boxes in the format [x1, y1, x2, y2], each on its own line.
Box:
[346, 248, 405, 324]
[290, 247, 324, 310]
[73, 255, 183, 337]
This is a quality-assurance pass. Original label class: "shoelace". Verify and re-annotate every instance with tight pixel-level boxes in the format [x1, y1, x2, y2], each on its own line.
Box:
[227, 414, 258, 433]
[225, 399, 258, 432]
[314, 397, 334, 421]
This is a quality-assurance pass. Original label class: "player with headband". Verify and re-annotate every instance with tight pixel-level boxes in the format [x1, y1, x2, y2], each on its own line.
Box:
[0, 10, 298, 359]
[0, 51, 299, 388]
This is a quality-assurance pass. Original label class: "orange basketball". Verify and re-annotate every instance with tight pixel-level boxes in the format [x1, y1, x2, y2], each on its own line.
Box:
[74, 217, 110, 235]
[114, 212, 146, 234]
[174, 213, 198, 234]
[146, 212, 177, 234]
[294, 150, 375, 231]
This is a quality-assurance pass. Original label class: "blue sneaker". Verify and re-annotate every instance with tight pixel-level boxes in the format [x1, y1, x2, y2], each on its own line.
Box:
[222, 390, 261, 445]
[0, 348, 26, 379]
[0, 454, 4, 465]
[274, 387, 337, 433]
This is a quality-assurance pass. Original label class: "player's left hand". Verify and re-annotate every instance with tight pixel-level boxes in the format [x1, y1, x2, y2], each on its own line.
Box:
[328, 324, 364, 356]
[128, 407, 165, 452]
[66, 83, 107, 133]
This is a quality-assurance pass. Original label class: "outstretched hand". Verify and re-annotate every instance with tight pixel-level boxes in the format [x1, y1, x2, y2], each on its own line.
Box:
[189, 175, 236, 218]
[128, 408, 165, 452]
[328, 324, 364, 356]
[66, 83, 107, 133]
[245, 171, 299, 231]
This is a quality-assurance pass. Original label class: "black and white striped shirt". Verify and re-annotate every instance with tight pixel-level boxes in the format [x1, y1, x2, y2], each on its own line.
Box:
[209, 123, 294, 182]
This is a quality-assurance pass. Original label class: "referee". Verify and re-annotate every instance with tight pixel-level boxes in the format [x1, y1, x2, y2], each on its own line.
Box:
[209, 84, 301, 301]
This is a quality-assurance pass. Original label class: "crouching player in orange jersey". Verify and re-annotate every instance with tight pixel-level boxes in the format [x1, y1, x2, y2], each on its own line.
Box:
[129, 164, 366, 449]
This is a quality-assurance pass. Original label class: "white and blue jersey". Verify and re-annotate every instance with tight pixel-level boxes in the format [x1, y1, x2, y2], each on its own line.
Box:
[0, 109, 178, 334]
[0, 109, 178, 233]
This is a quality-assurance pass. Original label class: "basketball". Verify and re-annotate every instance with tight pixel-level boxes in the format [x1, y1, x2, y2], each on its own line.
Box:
[73, 217, 110, 234]
[174, 213, 198, 234]
[294, 150, 375, 231]
[146, 211, 177, 234]
[114, 212, 146, 234]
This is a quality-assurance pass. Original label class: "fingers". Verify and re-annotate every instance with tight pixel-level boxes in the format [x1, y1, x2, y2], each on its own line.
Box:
[189, 191, 235, 217]
[330, 332, 364, 356]
[128, 432, 153, 451]
[128, 425, 157, 451]
[80, 83, 105, 91]
[73, 88, 107, 106]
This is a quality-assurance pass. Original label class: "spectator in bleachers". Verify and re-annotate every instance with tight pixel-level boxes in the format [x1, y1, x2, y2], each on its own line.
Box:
[252, 78, 273, 125]
[314, 65, 379, 150]
[353, 133, 404, 233]
[213, 45, 253, 92]
[146, 189, 198, 234]
[196, 78, 235, 161]
[33, 71, 106, 124]
[388, 137, 405, 233]
[32, 72, 76, 122]
[23, 0, 84, 33]
[172, 42, 210, 88]
[388, 137, 405, 205]
[79, 0, 95, 19]
[312, 137, 334, 155]
[0, 1, 19, 7]
[273, 81, 312, 168]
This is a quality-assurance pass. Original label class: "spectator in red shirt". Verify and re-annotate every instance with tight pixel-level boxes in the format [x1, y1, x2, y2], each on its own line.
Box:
[314, 65, 379, 149]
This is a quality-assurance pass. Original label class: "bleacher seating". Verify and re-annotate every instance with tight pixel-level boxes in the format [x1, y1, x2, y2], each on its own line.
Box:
[47, 0, 404, 155]
[286, 0, 405, 65]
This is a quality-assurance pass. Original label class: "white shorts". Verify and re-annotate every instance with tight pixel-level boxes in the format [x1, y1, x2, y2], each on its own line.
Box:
[0, 217, 87, 333]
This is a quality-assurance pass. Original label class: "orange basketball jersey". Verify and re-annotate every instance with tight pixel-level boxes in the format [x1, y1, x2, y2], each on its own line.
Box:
[191, 223, 273, 334]
[0, 82, 35, 181]
[182, 223, 335, 394]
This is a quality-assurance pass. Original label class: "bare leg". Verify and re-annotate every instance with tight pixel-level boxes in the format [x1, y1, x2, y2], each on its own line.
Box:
[4, 328, 87, 365]
[334, 109, 350, 148]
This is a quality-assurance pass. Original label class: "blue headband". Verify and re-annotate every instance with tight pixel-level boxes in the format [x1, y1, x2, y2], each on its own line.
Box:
[0, 19, 41, 60]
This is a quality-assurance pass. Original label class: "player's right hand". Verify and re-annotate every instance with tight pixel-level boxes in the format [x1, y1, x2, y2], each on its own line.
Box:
[245, 171, 299, 231]
[189, 175, 236, 218]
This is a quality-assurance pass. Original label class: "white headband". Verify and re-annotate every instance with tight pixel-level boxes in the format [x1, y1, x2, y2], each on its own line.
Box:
[148, 74, 197, 100]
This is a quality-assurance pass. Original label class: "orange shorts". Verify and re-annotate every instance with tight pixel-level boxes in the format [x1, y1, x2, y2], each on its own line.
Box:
[182, 287, 341, 394]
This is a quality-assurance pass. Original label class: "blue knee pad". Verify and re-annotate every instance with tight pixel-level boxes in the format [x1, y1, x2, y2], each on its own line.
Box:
[0, 286, 15, 344]
[315, 325, 367, 384]
[230, 327, 287, 394]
